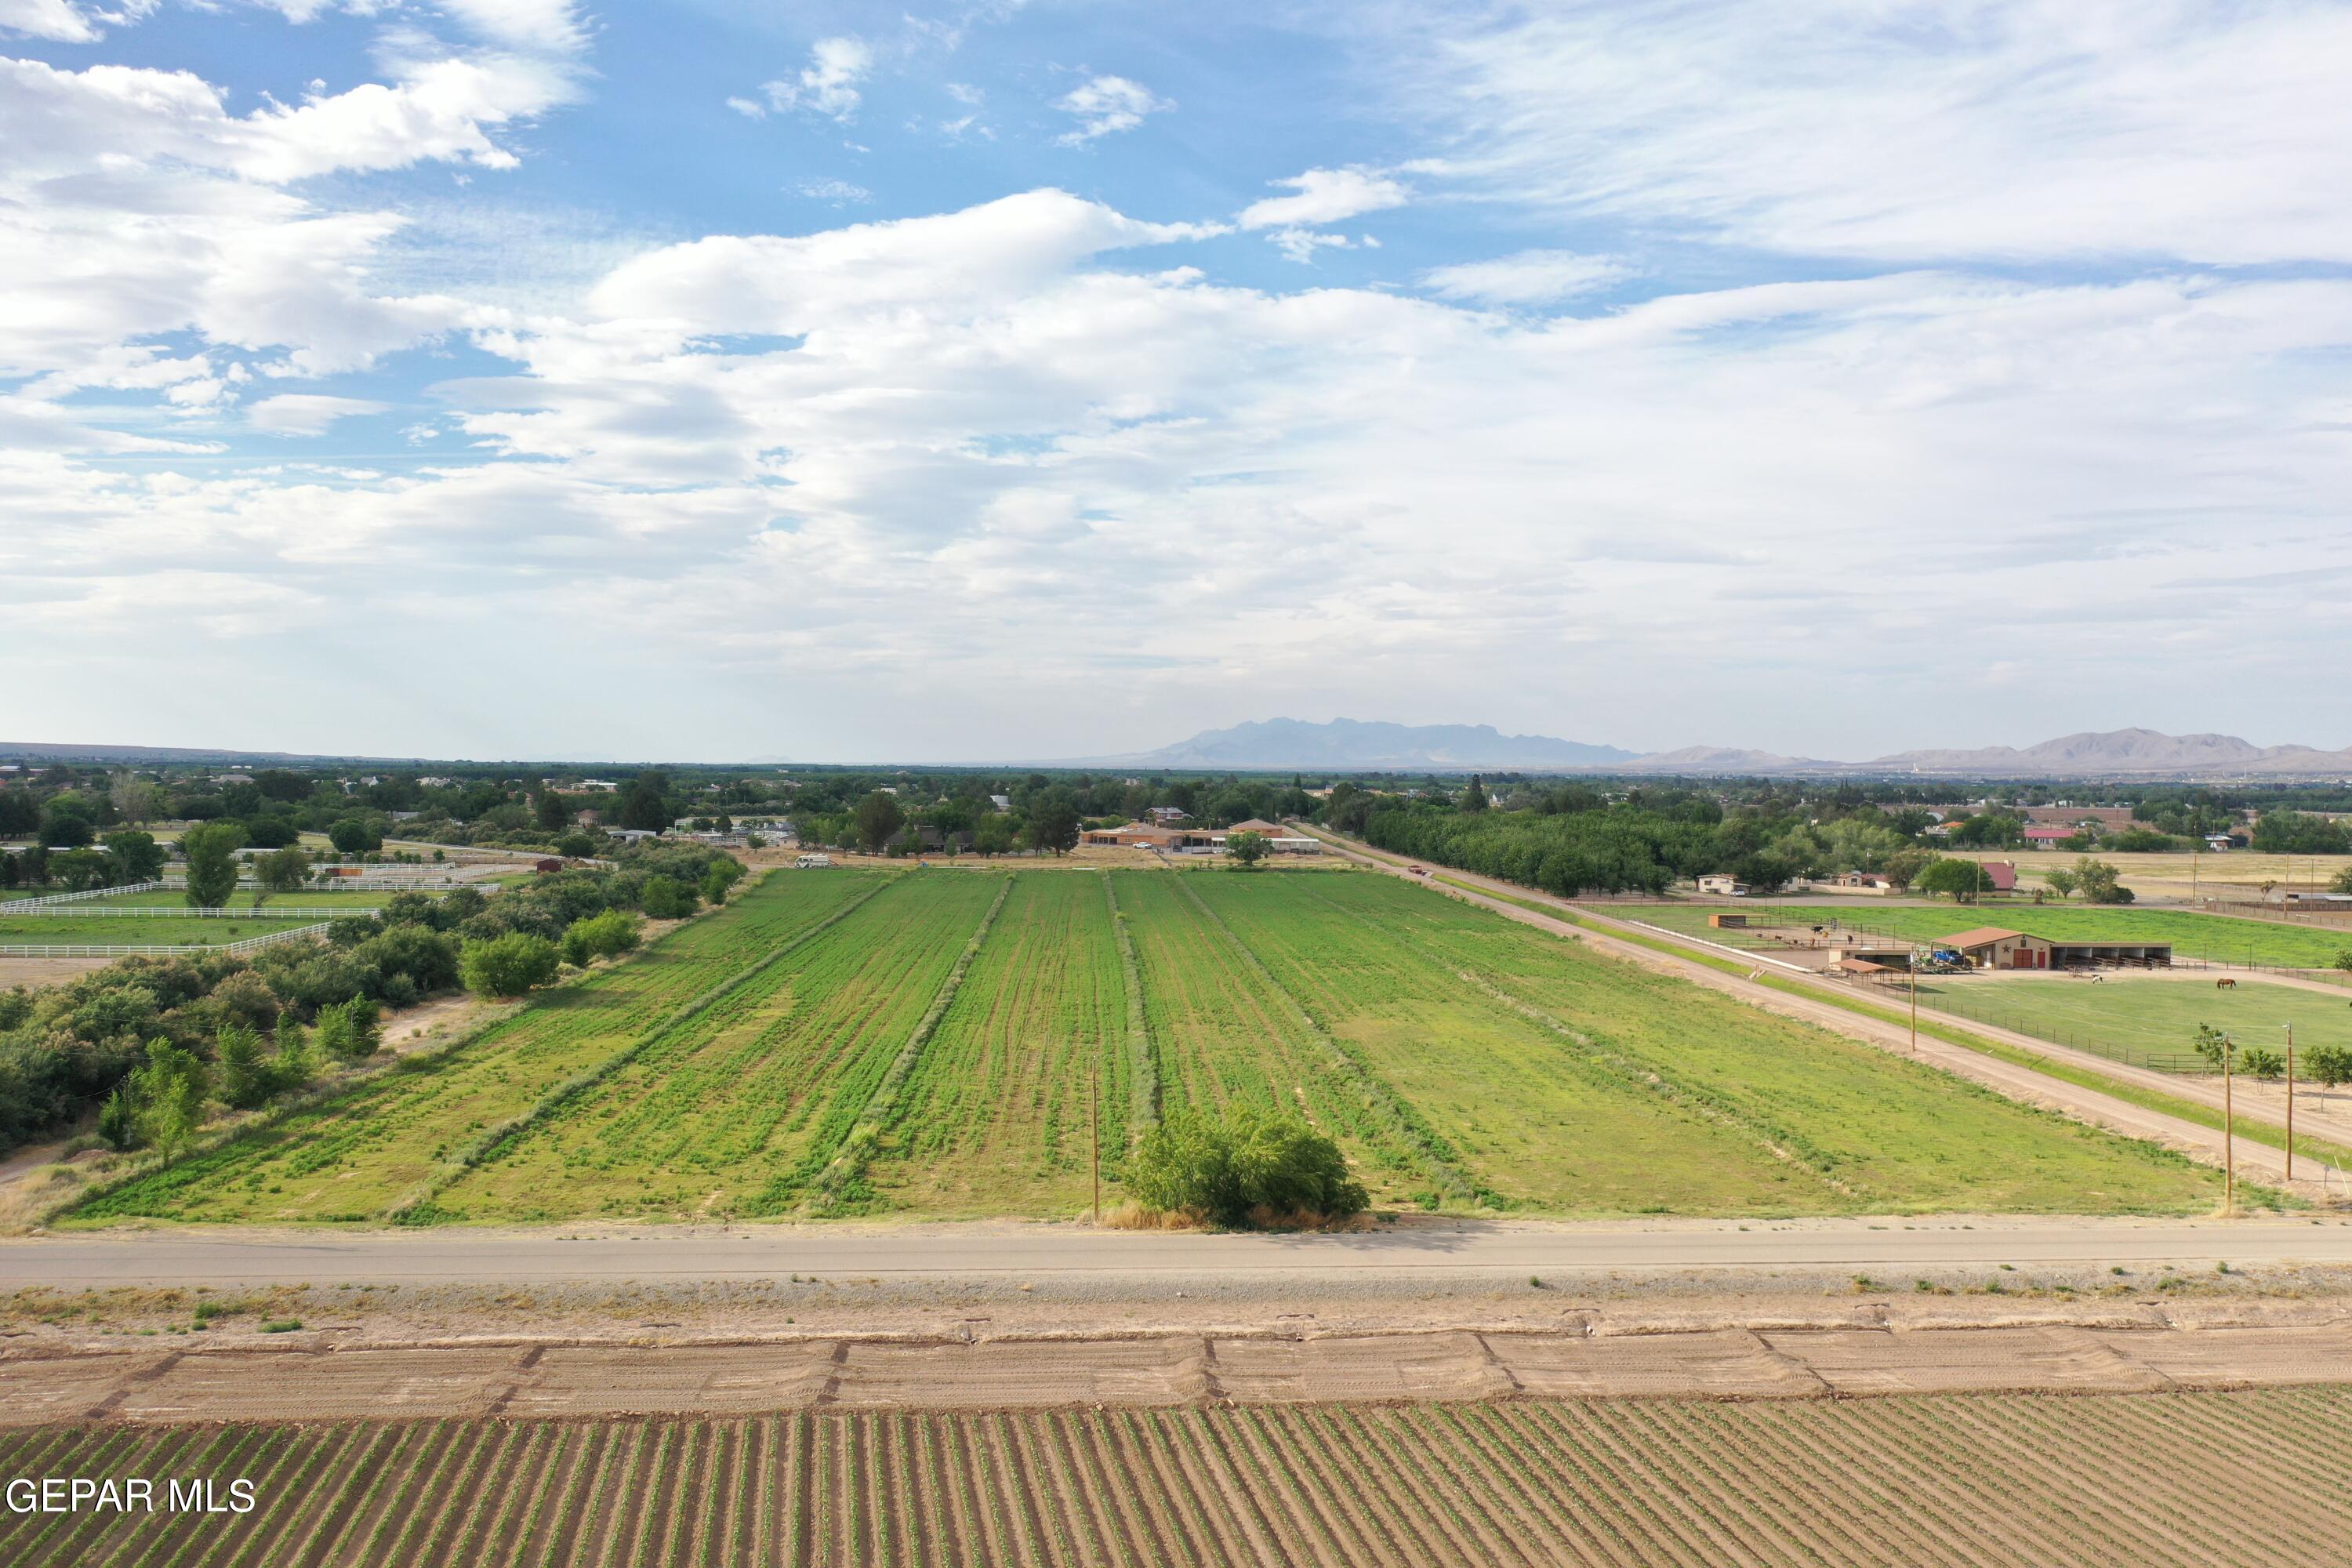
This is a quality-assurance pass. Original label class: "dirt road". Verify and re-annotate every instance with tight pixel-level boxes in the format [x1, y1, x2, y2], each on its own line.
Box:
[1303, 828, 2341, 1195]
[9, 1214, 2352, 1288]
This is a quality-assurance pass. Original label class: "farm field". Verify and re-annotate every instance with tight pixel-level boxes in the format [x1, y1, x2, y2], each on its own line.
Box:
[1293, 874, 2215, 1214]
[67, 868, 2224, 1225]
[1913, 974, 2352, 1073]
[5, 1390, 2347, 1566]
[1619, 901, 2352, 969]
[71, 869, 891, 1225]
[863, 873, 1132, 1217]
[445, 870, 1004, 1221]
[0, 913, 321, 946]
[1999, 848, 2352, 898]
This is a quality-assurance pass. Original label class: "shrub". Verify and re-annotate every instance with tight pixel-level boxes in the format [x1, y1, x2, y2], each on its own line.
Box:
[639, 875, 696, 920]
[560, 909, 641, 967]
[314, 997, 382, 1062]
[1127, 1106, 1368, 1228]
[460, 932, 561, 999]
[97, 1085, 136, 1151]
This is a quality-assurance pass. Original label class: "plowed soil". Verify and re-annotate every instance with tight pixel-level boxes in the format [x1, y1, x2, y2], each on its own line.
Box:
[5, 1389, 2347, 1566]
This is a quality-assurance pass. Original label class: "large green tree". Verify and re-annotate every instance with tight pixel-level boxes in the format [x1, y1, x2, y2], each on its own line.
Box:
[180, 822, 245, 909]
[855, 791, 905, 853]
[102, 829, 165, 882]
[1025, 797, 1080, 856]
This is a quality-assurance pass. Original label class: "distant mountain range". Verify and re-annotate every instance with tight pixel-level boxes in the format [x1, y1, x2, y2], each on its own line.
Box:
[1066, 721, 2352, 779]
[1071, 718, 1639, 771]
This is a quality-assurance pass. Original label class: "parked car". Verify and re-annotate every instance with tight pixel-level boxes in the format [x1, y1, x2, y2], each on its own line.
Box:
[1408, 865, 1428, 877]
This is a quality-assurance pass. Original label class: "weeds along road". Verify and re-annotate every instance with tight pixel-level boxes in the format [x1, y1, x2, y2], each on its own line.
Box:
[1300, 826, 2340, 1197]
[9, 1215, 2352, 1287]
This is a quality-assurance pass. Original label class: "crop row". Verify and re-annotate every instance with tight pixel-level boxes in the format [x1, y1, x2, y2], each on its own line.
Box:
[866, 873, 1132, 1217]
[69, 871, 888, 1225]
[6, 1389, 2347, 1566]
[437, 872, 1006, 1221]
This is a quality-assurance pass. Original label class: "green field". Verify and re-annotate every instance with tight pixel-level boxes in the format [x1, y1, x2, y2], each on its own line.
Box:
[0, 913, 323, 947]
[26, 887, 419, 911]
[69, 867, 2225, 1225]
[1915, 975, 2352, 1073]
[1621, 902, 2352, 969]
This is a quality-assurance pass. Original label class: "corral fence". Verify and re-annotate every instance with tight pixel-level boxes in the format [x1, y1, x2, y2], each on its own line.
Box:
[0, 922, 333, 959]
[0, 880, 166, 913]
[1892, 987, 2211, 1074]
[1622, 906, 2330, 977]
[0, 906, 383, 919]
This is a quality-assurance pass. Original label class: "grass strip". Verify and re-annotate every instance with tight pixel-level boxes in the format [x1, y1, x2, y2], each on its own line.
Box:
[800, 875, 1014, 1214]
[382, 874, 889, 1223]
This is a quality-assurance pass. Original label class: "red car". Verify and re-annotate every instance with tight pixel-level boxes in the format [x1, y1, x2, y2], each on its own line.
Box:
[1408, 865, 1428, 876]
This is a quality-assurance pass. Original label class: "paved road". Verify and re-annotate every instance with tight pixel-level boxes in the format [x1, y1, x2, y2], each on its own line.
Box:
[8, 1217, 2352, 1287]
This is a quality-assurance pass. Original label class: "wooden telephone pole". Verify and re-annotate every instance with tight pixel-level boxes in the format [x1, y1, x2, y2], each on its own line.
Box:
[2223, 1031, 2235, 1214]
[2285, 1022, 2296, 1183]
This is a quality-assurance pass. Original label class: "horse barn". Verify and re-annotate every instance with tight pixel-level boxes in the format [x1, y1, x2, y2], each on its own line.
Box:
[1939, 926, 2173, 971]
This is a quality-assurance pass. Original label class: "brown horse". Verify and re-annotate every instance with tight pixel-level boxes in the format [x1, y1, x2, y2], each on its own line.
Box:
[2215, 977, 2238, 990]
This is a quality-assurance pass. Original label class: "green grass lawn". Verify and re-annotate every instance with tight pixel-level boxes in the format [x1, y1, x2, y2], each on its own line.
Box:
[67, 866, 2227, 1225]
[0, 913, 323, 946]
[1618, 902, 2352, 970]
[1917, 975, 2352, 1073]
[38, 887, 421, 911]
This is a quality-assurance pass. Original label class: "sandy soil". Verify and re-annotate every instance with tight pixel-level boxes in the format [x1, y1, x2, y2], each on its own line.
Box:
[0, 955, 111, 987]
[4, 1305, 2347, 1423]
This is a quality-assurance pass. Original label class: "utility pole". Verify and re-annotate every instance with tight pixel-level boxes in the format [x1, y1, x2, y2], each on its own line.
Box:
[2285, 1022, 2296, 1183]
[2223, 1031, 2235, 1216]
[1091, 1043, 1102, 1225]
[1909, 946, 1922, 1052]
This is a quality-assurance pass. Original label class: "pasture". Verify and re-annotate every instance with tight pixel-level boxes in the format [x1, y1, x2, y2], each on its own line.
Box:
[0, 913, 322, 947]
[4, 1390, 2344, 1568]
[1621, 902, 2352, 970]
[1914, 974, 2352, 1074]
[71, 867, 2223, 1225]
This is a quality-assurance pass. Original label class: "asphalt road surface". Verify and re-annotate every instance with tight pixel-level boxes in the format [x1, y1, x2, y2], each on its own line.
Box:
[9, 1216, 2352, 1287]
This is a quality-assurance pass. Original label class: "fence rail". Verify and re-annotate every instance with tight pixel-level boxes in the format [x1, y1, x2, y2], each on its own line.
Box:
[0, 880, 165, 913]
[0, 922, 332, 959]
[0, 906, 383, 920]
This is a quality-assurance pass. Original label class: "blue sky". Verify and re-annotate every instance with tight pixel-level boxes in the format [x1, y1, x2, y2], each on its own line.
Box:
[5, 1, 2351, 763]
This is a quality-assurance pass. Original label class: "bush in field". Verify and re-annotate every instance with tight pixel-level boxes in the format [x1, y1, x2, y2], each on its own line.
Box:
[129, 1037, 211, 1160]
[460, 932, 561, 999]
[2307, 1044, 2352, 1099]
[313, 998, 381, 1062]
[1127, 1106, 1368, 1228]
[2238, 1047, 2285, 1080]
[561, 909, 642, 967]
[639, 875, 697, 920]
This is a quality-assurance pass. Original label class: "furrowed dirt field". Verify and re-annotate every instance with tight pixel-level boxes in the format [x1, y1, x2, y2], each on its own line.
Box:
[4, 1387, 2347, 1566]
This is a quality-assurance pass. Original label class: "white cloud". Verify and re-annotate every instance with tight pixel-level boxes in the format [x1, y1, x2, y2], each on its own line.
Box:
[794, 178, 873, 205]
[1266, 227, 1352, 264]
[248, 394, 391, 435]
[1052, 74, 1167, 143]
[760, 36, 871, 122]
[0, 0, 151, 42]
[1237, 166, 1408, 230]
[1377, 0, 2352, 264]
[1421, 250, 1631, 306]
[725, 96, 765, 119]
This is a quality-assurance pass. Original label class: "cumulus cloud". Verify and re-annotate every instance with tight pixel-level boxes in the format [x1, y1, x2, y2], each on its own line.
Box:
[1238, 166, 1408, 230]
[756, 36, 872, 122]
[0, 0, 151, 42]
[1421, 250, 1631, 305]
[248, 394, 391, 435]
[1375, 0, 2352, 264]
[1052, 74, 1167, 143]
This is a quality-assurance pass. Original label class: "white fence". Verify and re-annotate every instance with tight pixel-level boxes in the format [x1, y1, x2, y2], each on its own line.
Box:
[0, 881, 166, 913]
[0, 922, 332, 959]
[0, 906, 382, 920]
